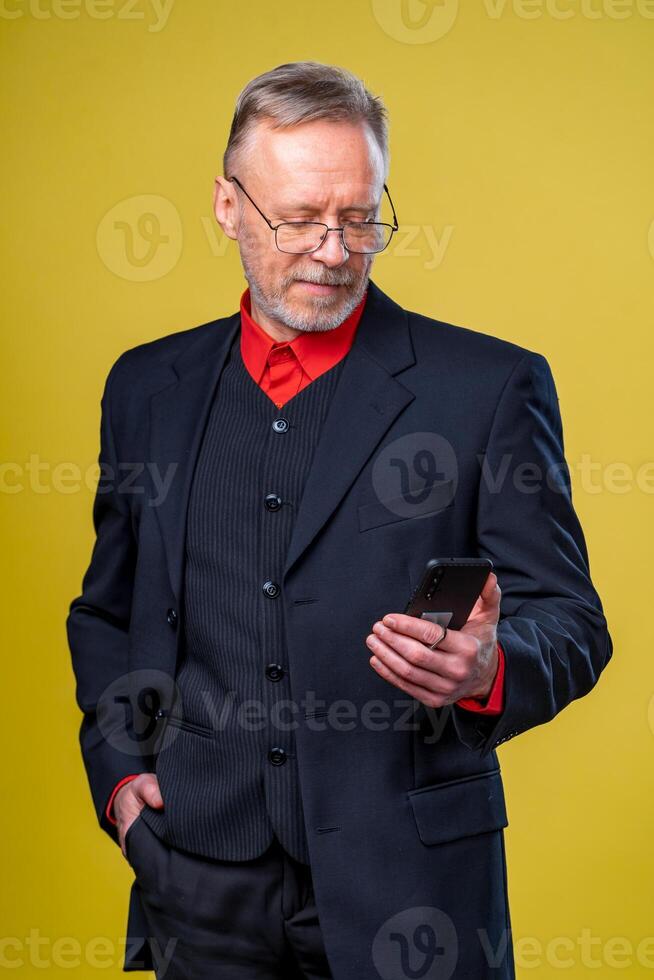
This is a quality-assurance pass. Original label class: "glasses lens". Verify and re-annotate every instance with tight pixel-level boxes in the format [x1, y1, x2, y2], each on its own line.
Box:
[276, 223, 326, 253]
[343, 223, 393, 253]
[275, 221, 394, 253]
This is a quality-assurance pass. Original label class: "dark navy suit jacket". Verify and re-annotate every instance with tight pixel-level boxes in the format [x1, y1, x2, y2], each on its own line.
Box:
[66, 278, 612, 978]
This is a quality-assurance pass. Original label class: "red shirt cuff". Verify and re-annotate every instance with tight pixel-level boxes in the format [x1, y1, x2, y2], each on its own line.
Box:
[455, 642, 505, 715]
[105, 774, 140, 826]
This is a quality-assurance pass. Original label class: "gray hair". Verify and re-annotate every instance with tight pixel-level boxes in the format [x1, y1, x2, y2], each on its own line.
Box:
[223, 61, 389, 182]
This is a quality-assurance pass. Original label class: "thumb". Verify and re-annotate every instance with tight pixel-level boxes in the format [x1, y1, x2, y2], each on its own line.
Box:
[141, 778, 164, 810]
[468, 573, 500, 621]
[480, 571, 498, 600]
[478, 572, 500, 608]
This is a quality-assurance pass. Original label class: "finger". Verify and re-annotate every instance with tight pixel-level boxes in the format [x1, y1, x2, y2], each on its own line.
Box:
[381, 613, 458, 650]
[369, 652, 454, 708]
[371, 622, 467, 681]
[366, 633, 460, 692]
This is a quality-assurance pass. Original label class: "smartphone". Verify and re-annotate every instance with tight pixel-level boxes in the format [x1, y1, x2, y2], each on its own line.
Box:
[403, 558, 493, 631]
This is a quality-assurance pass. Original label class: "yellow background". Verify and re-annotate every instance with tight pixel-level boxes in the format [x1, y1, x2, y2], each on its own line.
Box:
[1, 0, 652, 975]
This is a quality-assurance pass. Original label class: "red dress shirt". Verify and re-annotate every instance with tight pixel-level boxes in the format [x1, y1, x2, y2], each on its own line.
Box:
[105, 287, 505, 825]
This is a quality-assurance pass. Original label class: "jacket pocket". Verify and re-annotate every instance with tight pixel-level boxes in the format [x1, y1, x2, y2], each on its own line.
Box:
[358, 480, 455, 532]
[407, 767, 508, 845]
[155, 708, 215, 739]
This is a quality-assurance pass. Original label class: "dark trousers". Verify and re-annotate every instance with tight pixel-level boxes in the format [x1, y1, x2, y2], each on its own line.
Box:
[125, 812, 334, 979]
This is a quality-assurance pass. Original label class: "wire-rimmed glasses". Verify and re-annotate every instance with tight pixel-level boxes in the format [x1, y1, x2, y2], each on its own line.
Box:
[227, 175, 398, 255]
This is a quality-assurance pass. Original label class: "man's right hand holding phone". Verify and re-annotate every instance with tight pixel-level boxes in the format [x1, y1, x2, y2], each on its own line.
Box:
[365, 571, 502, 709]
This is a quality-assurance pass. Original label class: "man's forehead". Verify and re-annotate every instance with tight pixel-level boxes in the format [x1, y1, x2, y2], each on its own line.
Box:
[252, 119, 383, 198]
[263, 172, 381, 211]
[273, 190, 378, 211]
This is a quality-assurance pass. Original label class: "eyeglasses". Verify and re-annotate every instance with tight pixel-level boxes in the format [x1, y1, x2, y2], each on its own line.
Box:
[226, 175, 399, 255]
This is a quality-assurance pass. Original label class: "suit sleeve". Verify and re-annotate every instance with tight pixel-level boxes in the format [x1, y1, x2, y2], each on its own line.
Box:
[66, 356, 154, 845]
[451, 350, 613, 756]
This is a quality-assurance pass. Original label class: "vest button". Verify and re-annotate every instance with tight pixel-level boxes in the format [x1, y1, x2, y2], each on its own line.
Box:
[166, 608, 178, 629]
[265, 663, 284, 682]
[271, 417, 289, 433]
[268, 747, 287, 766]
[264, 492, 282, 512]
[262, 580, 280, 599]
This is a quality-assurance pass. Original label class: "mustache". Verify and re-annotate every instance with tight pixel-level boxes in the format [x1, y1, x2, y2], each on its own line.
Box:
[290, 272, 356, 287]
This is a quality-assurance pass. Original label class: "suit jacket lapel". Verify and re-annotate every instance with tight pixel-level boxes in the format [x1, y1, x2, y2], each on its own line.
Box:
[283, 280, 416, 578]
[148, 310, 240, 601]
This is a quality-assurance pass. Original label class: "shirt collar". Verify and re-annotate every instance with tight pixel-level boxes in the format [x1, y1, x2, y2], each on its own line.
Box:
[240, 284, 368, 386]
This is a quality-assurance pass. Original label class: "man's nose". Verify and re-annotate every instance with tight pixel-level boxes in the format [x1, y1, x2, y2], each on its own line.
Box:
[308, 228, 349, 267]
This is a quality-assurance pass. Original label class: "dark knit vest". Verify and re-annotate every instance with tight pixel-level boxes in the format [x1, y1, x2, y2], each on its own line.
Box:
[142, 326, 347, 863]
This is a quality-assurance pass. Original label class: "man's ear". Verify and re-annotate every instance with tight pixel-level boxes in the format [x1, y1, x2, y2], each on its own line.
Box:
[213, 176, 239, 241]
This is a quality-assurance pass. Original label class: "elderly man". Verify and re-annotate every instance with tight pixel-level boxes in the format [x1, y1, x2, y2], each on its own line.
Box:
[67, 61, 612, 979]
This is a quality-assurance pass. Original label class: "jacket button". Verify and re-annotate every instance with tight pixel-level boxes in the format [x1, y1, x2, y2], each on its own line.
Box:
[166, 608, 178, 629]
[271, 417, 289, 433]
[265, 663, 284, 682]
[264, 492, 283, 511]
[262, 580, 280, 599]
[268, 747, 287, 766]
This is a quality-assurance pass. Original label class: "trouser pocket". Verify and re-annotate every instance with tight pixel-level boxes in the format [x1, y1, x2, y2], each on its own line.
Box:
[125, 808, 147, 865]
